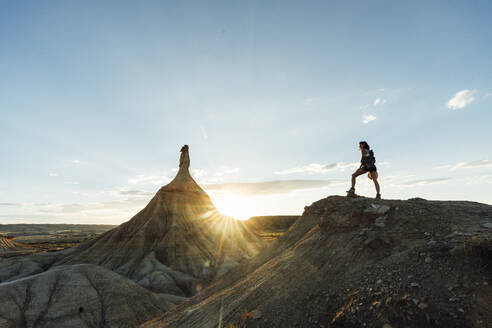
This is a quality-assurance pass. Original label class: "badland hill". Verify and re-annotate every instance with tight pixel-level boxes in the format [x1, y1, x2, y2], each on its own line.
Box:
[0, 146, 264, 327]
[142, 196, 492, 328]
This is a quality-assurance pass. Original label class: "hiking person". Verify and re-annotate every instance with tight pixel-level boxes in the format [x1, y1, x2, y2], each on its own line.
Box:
[347, 141, 381, 199]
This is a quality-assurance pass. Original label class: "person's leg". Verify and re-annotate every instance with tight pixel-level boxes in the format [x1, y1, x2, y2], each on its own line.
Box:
[351, 168, 367, 189]
[371, 171, 380, 194]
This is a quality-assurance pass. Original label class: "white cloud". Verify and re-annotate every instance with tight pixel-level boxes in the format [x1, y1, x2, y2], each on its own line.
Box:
[118, 189, 154, 197]
[63, 181, 79, 185]
[381, 174, 416, 183]
[204, 179, 345, 196]
[128, 174, 171, 185]
[453, 159, 492, 170]
[71, 159, 81, 165]
[275, 162, 358, 175]
[373, 98, 386, 106]
[304, 97, 319, 105]
[201, 126, 208, 139]
[191, 169, 207, 179]
[49, 172, 58, 177]
[359, 104, 369, 110]
[466, 174, 492, 185]
[447, 89, 476, 110]
[396, 178, 450, 186]
[363, 114, 377, 124]
[215, 167, 239, 177]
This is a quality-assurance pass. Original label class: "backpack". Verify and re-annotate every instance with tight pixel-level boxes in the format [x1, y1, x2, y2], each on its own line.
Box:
[368, 150, 376, 165]
[362, 150, 376, 166]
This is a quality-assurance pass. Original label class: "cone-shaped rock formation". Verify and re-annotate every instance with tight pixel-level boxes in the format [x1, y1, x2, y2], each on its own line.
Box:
[55, 145, 264, 295]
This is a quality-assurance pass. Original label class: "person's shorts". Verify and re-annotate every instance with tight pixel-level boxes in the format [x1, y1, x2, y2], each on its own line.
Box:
[364, 164, 377, 172]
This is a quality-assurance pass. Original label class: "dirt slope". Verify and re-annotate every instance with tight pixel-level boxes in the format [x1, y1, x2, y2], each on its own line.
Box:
[142, 196, 492, 328]
[245, 216, 299, 243]
[0, 264, 175, 327]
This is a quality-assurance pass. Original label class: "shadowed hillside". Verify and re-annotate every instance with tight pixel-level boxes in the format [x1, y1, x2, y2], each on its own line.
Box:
[245, 216, 299, 243]
[142, 196, 492, 328]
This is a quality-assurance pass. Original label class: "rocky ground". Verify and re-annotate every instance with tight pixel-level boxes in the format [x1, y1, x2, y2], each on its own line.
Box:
[142, 196, 492, 328]
[245, 216, 299, 243]
[0, 264, 176, 327]
[0, 235, 38, 258]
[0, 224, 115, 256]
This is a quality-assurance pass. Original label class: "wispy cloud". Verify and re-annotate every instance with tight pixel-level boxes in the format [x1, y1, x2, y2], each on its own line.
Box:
[201, 126, 208, 139]
[363, 114, 377, 124]
[381, 174, 416, 183]
[71, 159, 81, 165]
[373, 98, 386, 106]
[304, 97, 319, 105]
[216, 167, 239, 177]
[0, 197, 150, 224]
[118, 190, 154, 196]
[453, 159, 492, 169]
[49, 172, 58, 177]
[204, 179, 345, 196]
[128, 174, 171, 185]
[447, 89, 476, 110]
[191, 169, 207, 179]
[0, 202, 23, 206]
[466, 174, 492, 185]
[64, 181, 79, 185]
[396, 177, 450, 186]
[274, 162, 358, 175]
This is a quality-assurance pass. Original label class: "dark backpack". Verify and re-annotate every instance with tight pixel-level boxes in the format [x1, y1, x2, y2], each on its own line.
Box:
[362, 150, 376, 166]
[368, 150, 376, 165]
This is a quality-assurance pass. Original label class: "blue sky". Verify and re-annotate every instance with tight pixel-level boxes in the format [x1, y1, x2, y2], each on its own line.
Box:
[1, 1, 491, 223]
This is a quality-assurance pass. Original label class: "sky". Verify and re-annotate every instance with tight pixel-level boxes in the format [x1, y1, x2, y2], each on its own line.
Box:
[1, 0, 491, 223]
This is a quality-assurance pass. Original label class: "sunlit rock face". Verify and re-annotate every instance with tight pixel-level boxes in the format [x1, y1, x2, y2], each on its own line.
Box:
[0, 235, 37, 258]
[55, 145, 264, 296]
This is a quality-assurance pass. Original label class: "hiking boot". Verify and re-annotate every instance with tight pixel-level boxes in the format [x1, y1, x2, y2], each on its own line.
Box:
[376, 193, 381, 200]
[347, 187, 356, 198]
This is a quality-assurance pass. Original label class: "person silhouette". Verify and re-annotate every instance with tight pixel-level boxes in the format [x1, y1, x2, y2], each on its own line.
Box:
[347, 141, 381, 199]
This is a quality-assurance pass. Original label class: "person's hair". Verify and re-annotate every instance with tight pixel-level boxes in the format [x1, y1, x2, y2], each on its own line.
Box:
[359, 141, 370, 150]
[180, 144, 189, 152]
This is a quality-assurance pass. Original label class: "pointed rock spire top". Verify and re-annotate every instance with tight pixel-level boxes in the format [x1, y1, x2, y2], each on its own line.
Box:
[178, 144, 190, 173]
[163, 144, 204, 192]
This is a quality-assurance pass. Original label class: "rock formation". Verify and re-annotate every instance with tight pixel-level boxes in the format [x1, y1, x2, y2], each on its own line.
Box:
[0, 264, 175, 327]
[0, 145, 265, 327]
[142, 196, 492, 328]
[0, 235, 37, 258]
[54, 144, 264, 295]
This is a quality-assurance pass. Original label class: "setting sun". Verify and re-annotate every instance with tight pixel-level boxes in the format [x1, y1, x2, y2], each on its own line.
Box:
[213, 195, 254, 221]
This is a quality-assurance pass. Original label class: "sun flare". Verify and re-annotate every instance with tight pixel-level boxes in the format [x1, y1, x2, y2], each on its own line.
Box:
[213, 195, 254, 221]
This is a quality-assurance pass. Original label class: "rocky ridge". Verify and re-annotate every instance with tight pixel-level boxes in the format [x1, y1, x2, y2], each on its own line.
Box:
[142, 196, 492, 328]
